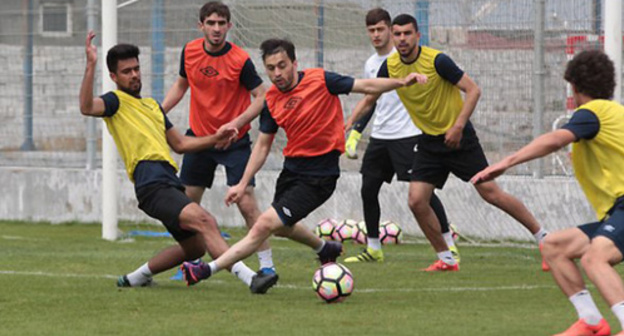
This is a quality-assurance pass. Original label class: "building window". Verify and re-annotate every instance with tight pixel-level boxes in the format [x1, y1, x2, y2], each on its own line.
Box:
[39, 3, 72, 37]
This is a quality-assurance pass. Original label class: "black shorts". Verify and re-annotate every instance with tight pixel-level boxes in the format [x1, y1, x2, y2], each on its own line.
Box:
[272, 169, 338, 227]
[578, 197, 624, 255]
[360, 136, 418, 183]
[180, 131, 255, 188]
[136, 183, 195, 242]
[411, 126, 489, 188]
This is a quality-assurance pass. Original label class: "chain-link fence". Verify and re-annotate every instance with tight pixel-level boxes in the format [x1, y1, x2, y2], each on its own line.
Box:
[0, 0, 616, 176]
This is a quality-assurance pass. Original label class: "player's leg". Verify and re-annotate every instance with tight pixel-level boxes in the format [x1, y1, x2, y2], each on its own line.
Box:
[117, 184, 210, 287]
[474, 180, 543, 237]
[177, 202, 257, 287]
[581, 205, 624, 333]
[429, 192, 459, 263]
[393, 136, 459, 262]
[236, 187, 275, 273]
[543, 226, 611, 335]
[119, 234, 205, 288]
[182, 169, 341, 293]
[407, 138, 457, 271]
[408, 181, 455, 266]
[449, 135, 548, 268]
[344, 174, 385, 263]
[474, 180, 549, 270]
[345, 138, 390, 263]
[222, 142, 276, 275]
[267, 169, 342, 265]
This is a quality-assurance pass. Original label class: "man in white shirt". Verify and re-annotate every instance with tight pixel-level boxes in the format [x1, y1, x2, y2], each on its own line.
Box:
[344, 8, 459, 266]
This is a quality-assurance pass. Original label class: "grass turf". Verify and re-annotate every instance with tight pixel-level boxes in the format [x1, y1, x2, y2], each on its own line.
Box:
[0, 220, 619, 335]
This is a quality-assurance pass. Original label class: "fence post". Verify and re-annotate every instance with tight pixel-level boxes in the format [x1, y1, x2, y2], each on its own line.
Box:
[86, 0, 98, 169]
[532, 0, 545, 178]
[151, 0, 165, 102]
[21, 0, 35, 151]
[415, 1, 430, 46]
[315, 0, 324, 68]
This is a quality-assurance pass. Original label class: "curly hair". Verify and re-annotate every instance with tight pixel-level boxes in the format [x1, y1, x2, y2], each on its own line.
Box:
[564, 50, 615, 100]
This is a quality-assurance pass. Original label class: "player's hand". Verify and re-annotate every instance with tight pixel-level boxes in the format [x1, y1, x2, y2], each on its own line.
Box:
[85, 31, 97, 65]
[444, 125, 463, 149]
[470, 161, 509, 184]
[214, 124, 238, 150]
[225, 184, 246, 206]
[404, 73, 428, 86]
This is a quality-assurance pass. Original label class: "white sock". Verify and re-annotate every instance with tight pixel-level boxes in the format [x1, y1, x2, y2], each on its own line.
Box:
[367, 238, 381, 251]
[570, 290, 603, 325]
[442, 232, 456, 248]
[208, 261, 220, 274]
[611, 301, 624, 330]
[437, 250, 456, 265]
[257, 249, 274, 270]
[533, 229, 548, 244]
[314, 240, 326, 253]
[127, 262, 152, 286]
[231, 261, 255, 286]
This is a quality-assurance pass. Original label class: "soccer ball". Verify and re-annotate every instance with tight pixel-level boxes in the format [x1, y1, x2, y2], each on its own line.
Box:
[312, 262, 354, 304]
[314, 218, 337, 240]
[351, 221, 368, 244]
[332, 219, 356, 242]
[379, 220, 403, 244]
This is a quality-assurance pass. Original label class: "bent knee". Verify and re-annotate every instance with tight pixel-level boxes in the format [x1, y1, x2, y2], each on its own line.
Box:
[249, 215, 275, 238]
[580, 250, 607, 270]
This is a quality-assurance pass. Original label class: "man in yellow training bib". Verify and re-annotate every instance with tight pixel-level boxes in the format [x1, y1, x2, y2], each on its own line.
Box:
[473, 50, 624, 336]
[79, 31, 276, 293]
[348, 14, 548, 272]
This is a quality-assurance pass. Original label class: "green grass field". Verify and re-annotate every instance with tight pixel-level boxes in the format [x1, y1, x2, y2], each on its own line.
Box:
[0, 220, 620, 336]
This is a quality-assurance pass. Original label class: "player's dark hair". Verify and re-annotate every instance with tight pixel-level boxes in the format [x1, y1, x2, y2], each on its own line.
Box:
[199, 1, 230, 23]
[564, 50, 615, 100]
[106, 44, 140, 73]
[392, 14, 419, 32]
[366, 8, 391, 26]
[260, 39, 296, 62]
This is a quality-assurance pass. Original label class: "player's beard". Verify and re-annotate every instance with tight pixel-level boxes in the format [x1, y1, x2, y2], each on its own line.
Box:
[121, 80, 142, 97]
[398, 43, 416, 58]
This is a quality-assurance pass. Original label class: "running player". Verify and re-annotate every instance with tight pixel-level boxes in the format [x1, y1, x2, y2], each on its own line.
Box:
[473, 50, 623, 336]
[162, 2, 276, 275]
[178, 38, 427, 292]
[349, 14, 548, 272]
[344, 8, 458, 264]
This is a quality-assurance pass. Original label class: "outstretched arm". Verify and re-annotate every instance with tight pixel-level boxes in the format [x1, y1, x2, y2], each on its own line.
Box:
[350, 73, 427, 95]
[166, 126, 237, 154]
[471, 129, 576, 184]
[79, 31, 106, 116]
[225, 132, 275, 205]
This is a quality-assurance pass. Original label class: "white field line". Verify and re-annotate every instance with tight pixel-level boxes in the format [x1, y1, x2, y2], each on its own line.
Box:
[1, 235, 48, 241]
[0, 270, 557, 293]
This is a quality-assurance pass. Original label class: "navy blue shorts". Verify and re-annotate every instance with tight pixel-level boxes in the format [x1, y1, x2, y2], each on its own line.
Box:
[271, 169, 338, 227]
[179, 131, 255, 188]
[578, 197, 624, 254]
[136, 183, 195, 242]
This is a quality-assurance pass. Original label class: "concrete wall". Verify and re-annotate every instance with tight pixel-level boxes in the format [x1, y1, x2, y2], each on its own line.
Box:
[0, 167, 594, 242]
